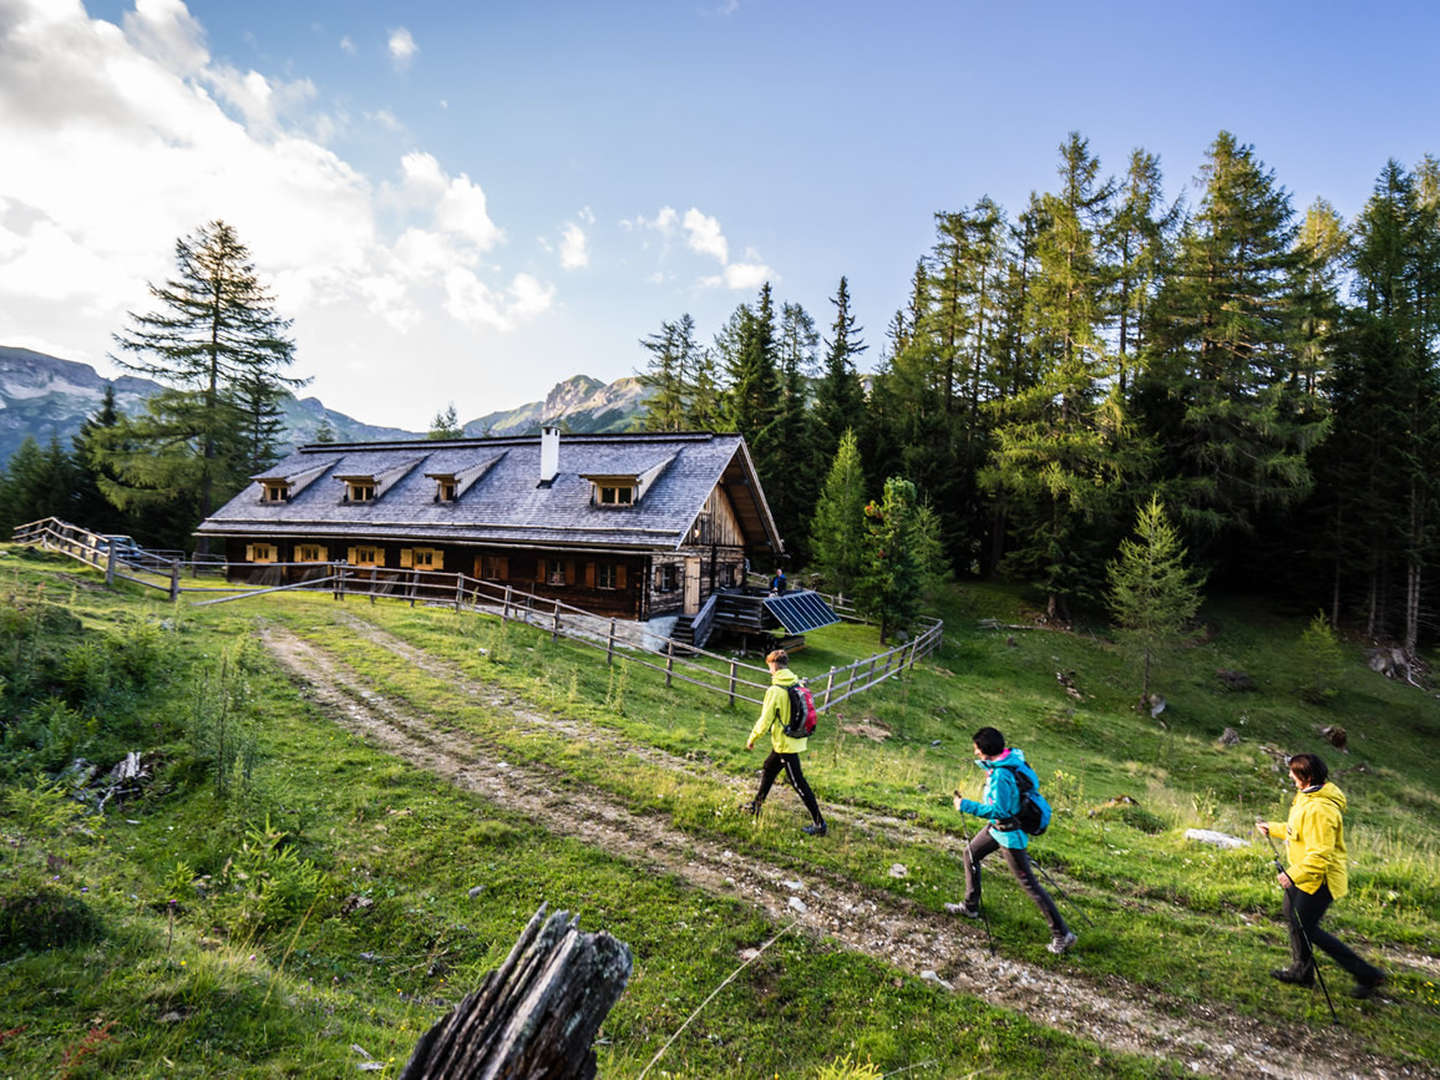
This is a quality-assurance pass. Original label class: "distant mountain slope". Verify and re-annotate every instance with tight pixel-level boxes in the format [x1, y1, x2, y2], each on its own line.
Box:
[0, 345, 652, 467]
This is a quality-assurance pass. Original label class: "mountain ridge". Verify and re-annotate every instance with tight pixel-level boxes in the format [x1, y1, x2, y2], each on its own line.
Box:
[0, 345, 650, 467]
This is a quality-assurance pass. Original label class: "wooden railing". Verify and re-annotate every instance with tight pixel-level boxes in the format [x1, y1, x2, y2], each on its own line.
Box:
[12, 517, 943, 713]
[688, 591, 718, 649]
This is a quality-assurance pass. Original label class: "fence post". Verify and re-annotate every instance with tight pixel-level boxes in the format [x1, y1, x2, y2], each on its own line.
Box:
[105, 544, 116, 587]
[823, 666, 834, 710]
[503, 585, 512, 624]
[552, 602, 561, 642]
[168, 560, 180, 603]
[727, 659, 737, 707]
[455, 573, 465, 612]
[606, 619, 616, 665]
[665, 641, 674, 689]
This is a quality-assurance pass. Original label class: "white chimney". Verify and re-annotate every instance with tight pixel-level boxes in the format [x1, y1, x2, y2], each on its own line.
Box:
[540, 426, 560, 485]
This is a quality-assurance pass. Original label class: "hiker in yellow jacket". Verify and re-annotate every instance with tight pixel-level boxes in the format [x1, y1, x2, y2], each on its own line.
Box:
[1258, 752, 1385, 998]
[743, 648, 826, 836]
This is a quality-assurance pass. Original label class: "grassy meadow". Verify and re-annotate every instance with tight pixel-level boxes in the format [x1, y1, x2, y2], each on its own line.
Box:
[1, 544, 1437, 1077]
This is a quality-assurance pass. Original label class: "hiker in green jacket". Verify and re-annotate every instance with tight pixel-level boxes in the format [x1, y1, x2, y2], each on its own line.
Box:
[743, 648, 826, 836]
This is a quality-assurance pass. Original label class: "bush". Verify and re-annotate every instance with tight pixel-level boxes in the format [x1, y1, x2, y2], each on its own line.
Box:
[1297, 613, 1343, 705]
[0, 887, 104, 957]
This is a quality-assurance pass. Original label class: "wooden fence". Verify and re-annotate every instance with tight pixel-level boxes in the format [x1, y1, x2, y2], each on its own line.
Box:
[13, 516, 943, 713]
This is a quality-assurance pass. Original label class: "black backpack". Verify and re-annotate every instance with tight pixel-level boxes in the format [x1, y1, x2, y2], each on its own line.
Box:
[995, 762, 1052, 836]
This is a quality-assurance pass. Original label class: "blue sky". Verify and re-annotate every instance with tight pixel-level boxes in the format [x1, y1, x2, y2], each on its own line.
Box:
[3, 1, 1438, 429]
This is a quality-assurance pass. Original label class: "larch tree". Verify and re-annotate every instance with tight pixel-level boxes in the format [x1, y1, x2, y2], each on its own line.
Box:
[638, 314, 698, 431]
[812, 276, 868, 468]
[97, 221, 304, 543]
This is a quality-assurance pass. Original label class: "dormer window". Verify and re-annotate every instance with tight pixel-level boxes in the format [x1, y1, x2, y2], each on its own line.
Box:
[598, 485, 633, 506]
[346, 481, 375, 503]
[262, 481, 289, 503]
[437, 479, 457, 502]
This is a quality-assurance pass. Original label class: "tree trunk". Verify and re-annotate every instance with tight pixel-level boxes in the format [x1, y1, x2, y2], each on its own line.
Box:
[400, 904, 631, 1080]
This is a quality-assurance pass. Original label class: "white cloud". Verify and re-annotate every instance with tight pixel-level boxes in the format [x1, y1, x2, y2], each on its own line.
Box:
[623, 203, 771, 289]
[388, 26, 417, 68]
[371, 108, 402, 132]
[682, 208, 727, 263]
[559, 223, 588, 270]
[578, 205, 595, 226]
[0, 0, 556, 426]
[339, 34, 355, 54]
[701, 262, 773, 290]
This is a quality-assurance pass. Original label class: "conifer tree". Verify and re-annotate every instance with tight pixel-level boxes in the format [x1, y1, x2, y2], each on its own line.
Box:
[721, 284, 782, 490]
[638, 314, 698, 431]
[96, 221, 304, 541]
[1107, 149, 1179, 392]
[1140, 133, 1327, 544]
[313, 416, 337, 444]
[770, 302, 819, 562]
[1106, 496, 1206, 702]
[70, 385, 127, 533]
[812, 276, 868, 466]
[429, 404, 464, 439]
[809, 430, 867, 595]
[857, 476, 922, 642]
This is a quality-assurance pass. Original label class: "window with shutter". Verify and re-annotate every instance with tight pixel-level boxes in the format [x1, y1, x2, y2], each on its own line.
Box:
[399, 548, 414, 568]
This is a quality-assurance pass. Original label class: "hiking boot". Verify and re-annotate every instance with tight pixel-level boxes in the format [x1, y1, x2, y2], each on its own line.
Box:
[1351, 973, 1387, 999]
[1270, 967, 1315, 987]
[1047, 930, 1078, 955]
[802, 823, 828, 837]
[740, 801, 760, 817]
[945, 902, 982, 919]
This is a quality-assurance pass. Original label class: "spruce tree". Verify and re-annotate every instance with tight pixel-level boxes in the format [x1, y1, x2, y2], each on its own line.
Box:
[429, 404, 464, 439]
[857, 476, 922, 642]
[722, 284, 782, 488]
[812, 276, 868, 466]
[97, 221, 304, 542]
[70, 385, 127, 533]
[1106, 496, 1206, 702]
[809, 430, 867, 596]
[770, 302, 819, 562]
[1140, 133, 1326, 545]
[639, 314, 698, 431]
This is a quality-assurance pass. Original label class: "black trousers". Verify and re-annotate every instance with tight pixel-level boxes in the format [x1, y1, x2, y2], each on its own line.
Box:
[962, 825, 1068, 936]
[753, 751, 824, 826]
[1283, 882, 1382, 984]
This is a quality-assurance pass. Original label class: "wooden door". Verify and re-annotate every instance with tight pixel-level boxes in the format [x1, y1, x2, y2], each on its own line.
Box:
[683, 556, 702, 614]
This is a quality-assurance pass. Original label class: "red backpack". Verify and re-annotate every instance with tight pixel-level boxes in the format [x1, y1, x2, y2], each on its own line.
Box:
[781, 683, 818, 739]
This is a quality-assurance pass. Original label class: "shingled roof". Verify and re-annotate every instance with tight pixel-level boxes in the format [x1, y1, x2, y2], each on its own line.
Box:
[196, 431, 782, 554]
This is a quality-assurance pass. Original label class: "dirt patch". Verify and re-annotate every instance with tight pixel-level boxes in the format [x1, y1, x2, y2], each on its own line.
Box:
[260, 624, 1426, 1080]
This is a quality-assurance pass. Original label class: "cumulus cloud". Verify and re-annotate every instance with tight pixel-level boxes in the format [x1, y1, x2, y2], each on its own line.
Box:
[625, 203, 773, 289]
[388, 26, 417, 68]
[559, 223, 588, 270]
[0, 0, 554, 417]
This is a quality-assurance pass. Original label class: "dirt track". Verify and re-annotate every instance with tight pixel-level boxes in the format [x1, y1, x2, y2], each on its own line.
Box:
[261, 621, 1433, 1080]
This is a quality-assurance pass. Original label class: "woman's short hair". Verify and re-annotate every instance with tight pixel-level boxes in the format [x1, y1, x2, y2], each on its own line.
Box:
[1289, 752, 1329, 787]
[766, 648, 789, 667]
[972, 726, 1005, 756]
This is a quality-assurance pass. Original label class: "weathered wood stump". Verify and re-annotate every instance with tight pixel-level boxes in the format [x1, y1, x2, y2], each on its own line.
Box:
[399, 904, 632, 1080]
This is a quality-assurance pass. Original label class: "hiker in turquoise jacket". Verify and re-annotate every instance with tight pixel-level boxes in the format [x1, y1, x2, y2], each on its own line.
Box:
[743, 648, 826, 836]
[953, 726, 1074, 953]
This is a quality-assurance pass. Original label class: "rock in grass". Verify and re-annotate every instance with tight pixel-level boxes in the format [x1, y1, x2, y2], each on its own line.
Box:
[1218, 727, 1240, 747]
[888, 864, 908, 879]
[920, 970, 954, 990]
[1184, 828, 1250, 850]
[468, 886, 483, 899]
[787, 896, 809, 914]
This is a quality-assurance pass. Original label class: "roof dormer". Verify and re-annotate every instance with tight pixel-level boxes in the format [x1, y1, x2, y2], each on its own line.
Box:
[252, 458, 338, 504]
[334, 456, 423, 505]
[424, 451, 506, 504]
[580, 452, 677, 508]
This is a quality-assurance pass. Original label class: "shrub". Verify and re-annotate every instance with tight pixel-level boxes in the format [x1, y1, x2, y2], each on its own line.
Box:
[0, 887, 104, 957]
[1297, 613, 1343, 705]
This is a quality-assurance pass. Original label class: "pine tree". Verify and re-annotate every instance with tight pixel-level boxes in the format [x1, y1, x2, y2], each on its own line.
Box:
[0, 436, 78, 533]
[809, 430, 867, 595]
[857, 476, 922, 642]
[1106, 496, 1206, 702]
[313, 416, 337, 444]
[70, 385, 127, 533]
[812, 276, 868, 466]
[429, 403, 464, 439]
[1107, 149, 1180, 392]
[721, 284, 782, 491]
[97, 221, 304, 541]
[770, 302, 819, 562]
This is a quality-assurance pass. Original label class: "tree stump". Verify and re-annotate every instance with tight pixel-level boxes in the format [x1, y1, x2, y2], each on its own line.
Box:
[399, 904, 632, 1080]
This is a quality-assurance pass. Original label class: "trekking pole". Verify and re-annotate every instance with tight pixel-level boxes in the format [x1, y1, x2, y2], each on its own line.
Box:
[954, 811, 996, 957]
[1029, 857, 1094, 929]
[1260, 827, 1338, 1023]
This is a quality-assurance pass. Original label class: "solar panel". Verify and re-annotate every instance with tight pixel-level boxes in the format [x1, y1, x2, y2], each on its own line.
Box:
[763, 590, 841, 634]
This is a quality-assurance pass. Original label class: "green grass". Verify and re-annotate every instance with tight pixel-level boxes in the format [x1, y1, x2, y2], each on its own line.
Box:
[2, 546, 1438, 1076]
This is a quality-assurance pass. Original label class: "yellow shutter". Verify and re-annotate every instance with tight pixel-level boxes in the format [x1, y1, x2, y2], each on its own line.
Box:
[431, 549, 444, 570]
[616, 564, 628, 590]
[374, 548, 385, 568]
[316, 545, 328, 562]
[245, 544, 255, 561]
[399, 548, 413, 568]
[584, 561, 596, 588]
[347, 546, 358, 564]
[536, 558, 547, 583]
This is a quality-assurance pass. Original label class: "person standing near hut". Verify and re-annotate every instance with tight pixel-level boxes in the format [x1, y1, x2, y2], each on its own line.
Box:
[1258, 752, 1386, 997]
[743, 649, 826, 836]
